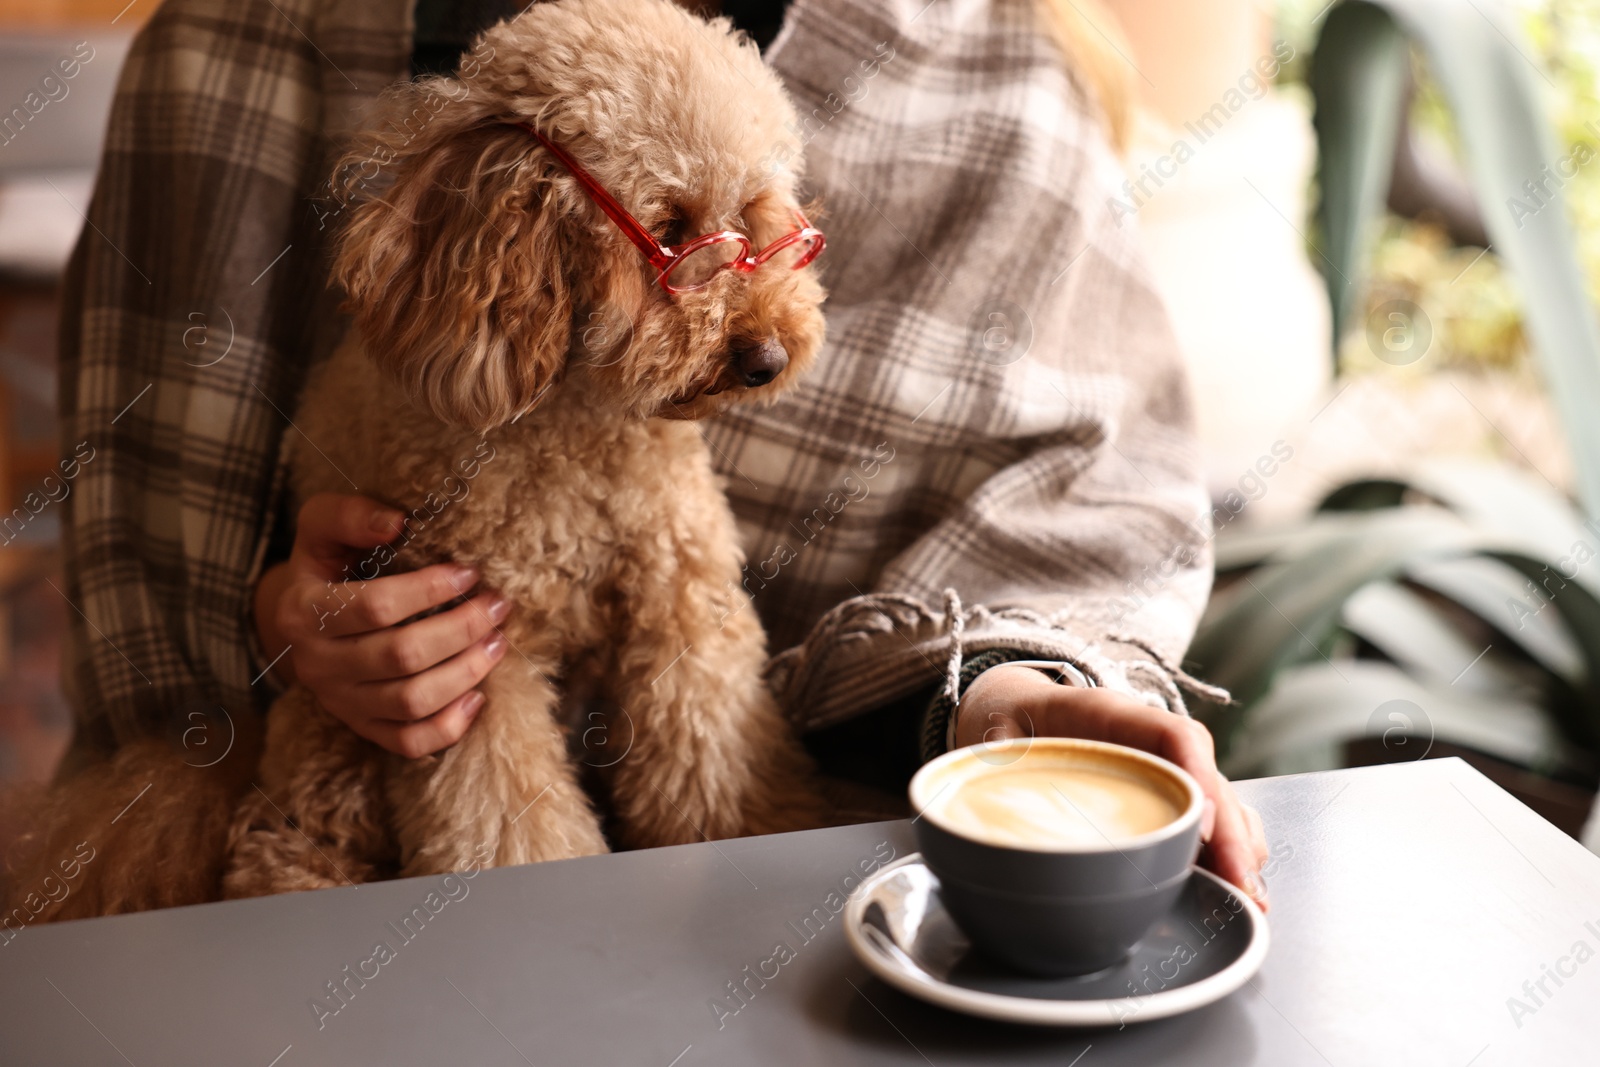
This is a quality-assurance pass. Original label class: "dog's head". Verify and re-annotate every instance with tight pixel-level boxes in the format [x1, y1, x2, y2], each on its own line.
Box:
[332, 0, 826, 432]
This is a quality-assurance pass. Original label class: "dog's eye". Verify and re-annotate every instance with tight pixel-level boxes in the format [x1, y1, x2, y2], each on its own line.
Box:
[658, 210, 689, 248]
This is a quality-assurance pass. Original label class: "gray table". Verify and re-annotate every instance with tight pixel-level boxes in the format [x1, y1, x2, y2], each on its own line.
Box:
[3, 757, 1598, 1065]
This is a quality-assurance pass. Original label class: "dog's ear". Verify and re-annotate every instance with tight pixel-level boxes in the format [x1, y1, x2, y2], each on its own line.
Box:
[333, 115, 572, 433]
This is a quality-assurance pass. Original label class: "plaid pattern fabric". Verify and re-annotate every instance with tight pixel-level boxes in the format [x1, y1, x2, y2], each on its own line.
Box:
[57, 0, 1212, 763]
[57, 0, 413, 764]
[723, 0, 1214, 727]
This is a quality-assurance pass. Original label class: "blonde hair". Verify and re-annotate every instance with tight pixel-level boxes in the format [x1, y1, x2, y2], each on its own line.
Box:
[1034, 0, 1134, 152]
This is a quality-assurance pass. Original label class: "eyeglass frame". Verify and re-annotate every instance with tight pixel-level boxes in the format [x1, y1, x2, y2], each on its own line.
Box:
[511, 122, 824, 295]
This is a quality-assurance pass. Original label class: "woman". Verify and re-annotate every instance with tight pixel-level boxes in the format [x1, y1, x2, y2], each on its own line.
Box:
[54, 0, 1269, 905]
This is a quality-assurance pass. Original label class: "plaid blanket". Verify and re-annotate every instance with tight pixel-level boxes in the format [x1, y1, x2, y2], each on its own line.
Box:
[57, 0, 1212, 764]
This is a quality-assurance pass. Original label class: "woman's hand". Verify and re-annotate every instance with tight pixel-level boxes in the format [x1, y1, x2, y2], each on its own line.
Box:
[253, 493, 511, 758]
[955, 663, 1270, 911]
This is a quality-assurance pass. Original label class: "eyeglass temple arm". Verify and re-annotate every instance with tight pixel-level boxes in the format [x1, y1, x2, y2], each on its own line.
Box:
[514, 123, 674, 271]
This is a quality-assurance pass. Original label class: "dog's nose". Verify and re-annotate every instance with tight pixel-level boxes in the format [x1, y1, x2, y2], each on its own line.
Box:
[732, 338, 789, 388]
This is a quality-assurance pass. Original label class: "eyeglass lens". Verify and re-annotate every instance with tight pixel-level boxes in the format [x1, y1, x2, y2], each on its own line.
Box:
[664, 232, 822, 291]
[663, 237, 749, 290]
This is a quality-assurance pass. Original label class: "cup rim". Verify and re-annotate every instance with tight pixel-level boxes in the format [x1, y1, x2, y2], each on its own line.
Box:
[909, 737, 1204, 855]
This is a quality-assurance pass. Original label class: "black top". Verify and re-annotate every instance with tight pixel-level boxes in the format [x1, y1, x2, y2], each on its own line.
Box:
[720, 0, 795, 50]
[411, 0, 798, 77]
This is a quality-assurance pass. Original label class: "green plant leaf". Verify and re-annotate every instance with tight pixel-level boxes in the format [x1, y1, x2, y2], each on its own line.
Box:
[1406, 554, 1586, 687]
[1339, 579, 1540, 698]
[1314, 0, 1600, 522]
[1191, 507, 1482, 748]
[1222, 660, 1584, 779]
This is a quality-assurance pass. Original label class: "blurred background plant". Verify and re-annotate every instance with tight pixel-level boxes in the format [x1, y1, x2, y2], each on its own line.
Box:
[1174, 0, 1600, 848]
[1280, 0, 1599, 382]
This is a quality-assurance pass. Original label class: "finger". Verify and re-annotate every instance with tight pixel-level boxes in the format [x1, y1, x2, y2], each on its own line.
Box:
[295, 493, 407, 569]
[1022, 687, 1220, 803]
[360, 631, 509, 722]
[978, 684, 1267, 906]
[1164, 718, 1224, 842]
[1203, 777, 1273, 908]
[1035, 692, 1256, 891]
[1242, 799, 1270, 863]
[301, 562, 482, 638]
[1216, 779, 1269, 865]
[1034, 692, 1224, 808]
[1205, 781, 1270, 912]
[365, 689, 487, 759]
[1143, 723, 1268, 910]
[341, 592, 512, 680]
[1244, 800, 1264, 837]
[1032, 686, 1194, 754]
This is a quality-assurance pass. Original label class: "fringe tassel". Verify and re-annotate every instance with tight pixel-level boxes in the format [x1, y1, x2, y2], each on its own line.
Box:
[1107, 631, 1234, 706]
[942, 587, 965, 706]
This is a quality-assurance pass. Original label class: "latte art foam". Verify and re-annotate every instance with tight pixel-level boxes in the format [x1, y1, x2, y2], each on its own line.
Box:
[930, 766, 1181, 848]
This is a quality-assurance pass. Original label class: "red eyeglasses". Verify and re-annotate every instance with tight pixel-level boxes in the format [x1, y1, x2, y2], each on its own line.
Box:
[513, 122, 824, 295]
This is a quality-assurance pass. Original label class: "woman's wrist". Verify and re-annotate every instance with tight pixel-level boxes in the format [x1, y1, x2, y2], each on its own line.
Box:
[920, 649, 1090, 763]
[955, 661, 1095, 747]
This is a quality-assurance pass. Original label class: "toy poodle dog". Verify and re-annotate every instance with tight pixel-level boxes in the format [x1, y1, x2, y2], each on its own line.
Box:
[5, 0, 830, 921]
[224, 0, 831, 893]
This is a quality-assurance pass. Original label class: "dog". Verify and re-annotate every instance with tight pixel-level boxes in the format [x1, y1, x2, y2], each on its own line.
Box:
[4, 0, 831, 920]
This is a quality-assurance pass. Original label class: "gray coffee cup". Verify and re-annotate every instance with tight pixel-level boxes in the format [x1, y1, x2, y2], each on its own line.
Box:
[909, 737, 1203, 977]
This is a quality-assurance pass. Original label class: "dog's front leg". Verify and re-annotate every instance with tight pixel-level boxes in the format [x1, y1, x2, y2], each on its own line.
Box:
[385, 658, 609, 876]
[223, 685, 396, 899]
[603, 581, 827, 849]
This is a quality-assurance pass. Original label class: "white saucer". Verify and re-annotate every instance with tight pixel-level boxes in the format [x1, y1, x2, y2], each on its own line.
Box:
[843, 854, 1270, 1027]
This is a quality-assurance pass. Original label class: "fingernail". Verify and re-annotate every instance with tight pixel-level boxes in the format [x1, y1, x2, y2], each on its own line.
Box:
[1201, 797, 1216, 843]
[448, 565, 479, 593]
[487, 595, 512, 623]
[484, 634, 507, 660]
[370, 509, 404, 536]
[463, 690, 486, 717]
